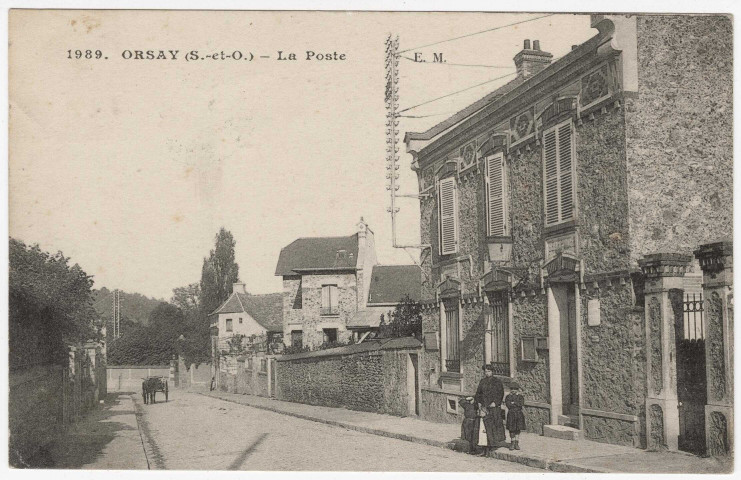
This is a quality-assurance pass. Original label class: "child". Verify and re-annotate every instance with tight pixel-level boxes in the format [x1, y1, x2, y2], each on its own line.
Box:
[504, 382, 526, 450]
[458, 396, 479, 454]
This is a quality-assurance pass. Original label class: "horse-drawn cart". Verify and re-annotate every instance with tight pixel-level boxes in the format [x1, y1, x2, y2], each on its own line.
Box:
[142, 376, 168, 404]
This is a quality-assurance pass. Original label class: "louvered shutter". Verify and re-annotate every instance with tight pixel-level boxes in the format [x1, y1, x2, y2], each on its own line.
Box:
[543, 120, 575, 226]
[486, 154, 506, 236]
[438, 176, 458, 255]
[557, 122, 574, 222]
[329, 285, 338, 310]
[321, 285, 330, 310]
[543, 128, 559, 225]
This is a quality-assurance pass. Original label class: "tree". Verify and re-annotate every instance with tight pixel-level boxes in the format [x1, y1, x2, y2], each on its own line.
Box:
[171, 283, 201, 314]
[108, 301, 186, 365]
[9, 238, 100, 369]
[379, 295, 423, 339]
[199, 228, 240, 316]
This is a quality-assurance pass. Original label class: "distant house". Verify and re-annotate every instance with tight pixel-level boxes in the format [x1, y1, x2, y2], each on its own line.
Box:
[210, 283, 283, 369]
[347, 264, 422, 341]
[275, 218, 421, 350]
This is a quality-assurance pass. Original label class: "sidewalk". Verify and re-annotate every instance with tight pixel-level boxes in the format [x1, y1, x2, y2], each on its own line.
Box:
[198, 388, 732, 474]
[48, 393, 149, 469]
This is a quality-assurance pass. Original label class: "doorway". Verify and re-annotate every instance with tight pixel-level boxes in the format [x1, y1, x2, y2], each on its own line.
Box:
[408, 354, 420, 416]
[553, 284, 579, 416]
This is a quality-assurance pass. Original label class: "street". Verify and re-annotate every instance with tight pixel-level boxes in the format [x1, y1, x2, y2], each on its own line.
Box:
[136, 390, 539, 471]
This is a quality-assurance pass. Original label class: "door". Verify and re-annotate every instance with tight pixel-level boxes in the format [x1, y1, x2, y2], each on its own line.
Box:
[554, 284, 579, 415]
[408, 354, 420, 416]
[677, 293, 706, 454]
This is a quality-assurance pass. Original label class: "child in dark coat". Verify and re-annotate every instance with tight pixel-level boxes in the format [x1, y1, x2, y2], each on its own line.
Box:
[458, 396, 479, 454]
[504, 382, 526, 450]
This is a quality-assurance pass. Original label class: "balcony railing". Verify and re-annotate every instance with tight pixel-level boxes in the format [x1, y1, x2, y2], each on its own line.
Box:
[489, 361, 510, 376]
[445, 359, 460, 373]
[320, 306, 339, 316]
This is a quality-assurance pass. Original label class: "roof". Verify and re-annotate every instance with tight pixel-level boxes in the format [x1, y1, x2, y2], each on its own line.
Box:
[405, 28, 607, 155]
[367, 265, 422, 304]
[346, 306, 394, 329]
[275, 234, 359, 276]
[210, 292, 283, 332]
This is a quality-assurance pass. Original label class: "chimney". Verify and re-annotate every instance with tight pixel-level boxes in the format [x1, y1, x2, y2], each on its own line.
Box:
[232, 282, 246, 295]
[513, 39, 553, 79]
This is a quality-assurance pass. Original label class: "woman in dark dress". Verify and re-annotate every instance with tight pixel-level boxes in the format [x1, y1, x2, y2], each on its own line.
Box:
[474, 364, 506, 455]
[504, 382, 526, 450]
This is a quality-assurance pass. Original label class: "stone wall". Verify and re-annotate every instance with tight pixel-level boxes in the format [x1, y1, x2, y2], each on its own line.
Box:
[576, 108, 631, 275]
[275, 338, 421, 417]
[176, 358, 213, 389]
[218, 355, 271, 397]
[625, 15, 733, 263]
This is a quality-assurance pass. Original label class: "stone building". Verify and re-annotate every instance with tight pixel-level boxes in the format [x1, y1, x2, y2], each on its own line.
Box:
[210, 284, 283, 373]
[403, 14, 732, 454]
[275, 219, 421, 349]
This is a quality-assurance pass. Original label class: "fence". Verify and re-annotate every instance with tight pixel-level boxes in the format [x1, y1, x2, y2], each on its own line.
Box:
[683, 293, 704, 340]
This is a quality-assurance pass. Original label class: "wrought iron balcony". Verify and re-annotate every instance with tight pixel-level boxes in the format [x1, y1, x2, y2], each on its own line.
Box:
[445, 359, 460, 373]
[489, 361, 510, 376]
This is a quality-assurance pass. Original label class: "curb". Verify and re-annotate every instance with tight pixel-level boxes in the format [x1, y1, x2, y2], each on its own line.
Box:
[197, 390, 606, 473]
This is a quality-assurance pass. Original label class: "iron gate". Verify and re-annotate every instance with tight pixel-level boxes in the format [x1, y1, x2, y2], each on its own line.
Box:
[676, 293, 706, 455]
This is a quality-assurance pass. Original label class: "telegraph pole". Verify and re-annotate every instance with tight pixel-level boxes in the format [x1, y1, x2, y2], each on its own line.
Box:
[112, 289, 121, 339]
[385, 34, 430, 252]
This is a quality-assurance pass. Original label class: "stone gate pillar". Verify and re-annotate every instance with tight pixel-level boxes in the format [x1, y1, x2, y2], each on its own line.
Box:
[638, 253, 692, 451]
[695, 241, 733, 456]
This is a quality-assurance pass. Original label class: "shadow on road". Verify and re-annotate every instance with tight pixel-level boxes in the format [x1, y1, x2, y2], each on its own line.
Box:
[42, 392, 140, 469]
[227, 433, 269, 470]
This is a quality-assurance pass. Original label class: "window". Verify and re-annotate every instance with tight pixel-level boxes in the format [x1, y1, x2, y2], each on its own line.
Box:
[291, 330, 303, 348]
[323, 328, 338, 344]
[543, 120, 575, 227]
[239, 318, 243, 324]
[485, 292, 510, 376]
[225, 319, 233, 332]
[438, 176, 458, 255]
[485, 153, 508, 237]
[443, 301, 460, 373]
[521, 337, 538, 362]
[321, 284, 339, 315]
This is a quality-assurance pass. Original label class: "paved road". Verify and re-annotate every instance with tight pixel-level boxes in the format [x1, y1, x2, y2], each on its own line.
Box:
[136, 390, 539, 472]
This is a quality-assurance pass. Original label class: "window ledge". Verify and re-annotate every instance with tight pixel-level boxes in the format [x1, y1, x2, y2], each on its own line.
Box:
[440, 371, 463, 380]
[544, 220, 578, 237]
[320, 313, 340, 318]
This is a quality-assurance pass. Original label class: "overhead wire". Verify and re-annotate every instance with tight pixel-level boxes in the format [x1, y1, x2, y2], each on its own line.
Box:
[397, 13, 556, 54]
[397, 71, 517, 115]
[399, 55, 515, 69]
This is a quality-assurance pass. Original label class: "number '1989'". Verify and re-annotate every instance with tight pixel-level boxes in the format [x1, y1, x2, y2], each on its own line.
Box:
[67, 50, 105, 59]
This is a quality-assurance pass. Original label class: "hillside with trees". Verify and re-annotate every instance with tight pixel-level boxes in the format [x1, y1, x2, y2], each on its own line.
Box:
[92, 287, 163, 328]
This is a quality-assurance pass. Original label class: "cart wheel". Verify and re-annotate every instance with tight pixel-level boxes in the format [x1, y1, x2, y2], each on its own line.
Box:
[165, 382, 169, 402]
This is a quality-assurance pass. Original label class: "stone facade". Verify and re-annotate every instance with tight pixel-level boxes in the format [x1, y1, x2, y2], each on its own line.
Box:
[625, 15, 733, 262]
[404, 14, 731, 451]
[275, 339, 421, 417]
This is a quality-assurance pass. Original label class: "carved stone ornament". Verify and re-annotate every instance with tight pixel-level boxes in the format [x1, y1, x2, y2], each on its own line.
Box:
[649, 296, 663, 395]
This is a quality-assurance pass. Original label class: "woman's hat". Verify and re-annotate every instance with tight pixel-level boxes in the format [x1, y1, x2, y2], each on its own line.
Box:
[509, 381, 521, 389]
[482, 364, 494, 371]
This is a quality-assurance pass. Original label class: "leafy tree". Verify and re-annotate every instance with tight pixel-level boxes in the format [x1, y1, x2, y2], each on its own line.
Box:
[107, 301, 186, 365]
[379, 295, 422, 339]
[9, 238, 100, 369]
[200, 228, 240, 316]
[171, 283, 201, 314]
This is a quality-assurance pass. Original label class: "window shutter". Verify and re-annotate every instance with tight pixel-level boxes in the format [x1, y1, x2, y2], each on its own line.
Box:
[438, 177, 458, 255]
[557, 122, 574, 222]
[329, 285, 338, 310]
[543, 120, 575, 226]
[321, 285, 330, 309]
[486, 154, 506, 236]
[543, 129, 559, 225]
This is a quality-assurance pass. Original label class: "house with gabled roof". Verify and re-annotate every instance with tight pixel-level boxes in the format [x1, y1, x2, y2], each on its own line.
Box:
[210, 284, 283, 367]
[275, 218, 422, 349]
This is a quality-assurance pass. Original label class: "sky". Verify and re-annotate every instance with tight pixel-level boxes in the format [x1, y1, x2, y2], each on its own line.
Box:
[9, 11, 595, 299]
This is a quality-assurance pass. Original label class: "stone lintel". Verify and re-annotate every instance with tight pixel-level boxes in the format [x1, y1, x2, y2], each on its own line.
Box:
[694, 241, 733, 275]
[638, 253, 692, 278]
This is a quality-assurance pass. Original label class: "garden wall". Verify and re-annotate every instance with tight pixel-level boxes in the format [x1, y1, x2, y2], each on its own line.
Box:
[275, 337, 422, 417]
